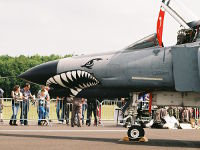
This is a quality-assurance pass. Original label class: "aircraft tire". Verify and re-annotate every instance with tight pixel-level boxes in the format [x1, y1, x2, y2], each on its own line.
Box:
[127, 125, 145, 140]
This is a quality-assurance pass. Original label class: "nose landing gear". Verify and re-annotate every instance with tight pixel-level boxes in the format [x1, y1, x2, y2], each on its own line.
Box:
[123, 93, 147, 142]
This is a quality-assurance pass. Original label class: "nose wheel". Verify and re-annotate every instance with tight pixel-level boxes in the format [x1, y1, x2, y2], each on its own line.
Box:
[127, 125, 145, 140]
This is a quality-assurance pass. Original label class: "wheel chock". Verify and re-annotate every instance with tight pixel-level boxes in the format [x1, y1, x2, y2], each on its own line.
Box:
[122, 136, 130, 141]
[121, 136, 148, 142]
[139, 137, 148, 142]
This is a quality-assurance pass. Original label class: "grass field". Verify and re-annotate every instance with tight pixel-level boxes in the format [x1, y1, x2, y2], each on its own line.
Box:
[1, 100, 117, 121]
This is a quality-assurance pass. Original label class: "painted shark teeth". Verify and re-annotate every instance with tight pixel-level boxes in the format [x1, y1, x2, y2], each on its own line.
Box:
[76, 87, 82, 92]
[46, 70, 100, 97]
[46, 80, 51, 86]
[71, 71, 76, 79]
[66, 72, 73, 81]
[70, 89, 79, 96]
[49, 77, 57, 84]
[61, 73, 68, 83]
[81, 71, 85, 77]
[78, 84, 84, 89]
[83, 83, 87, 88]
[77, 70, 81, 78]
[53, 75, 66, 87]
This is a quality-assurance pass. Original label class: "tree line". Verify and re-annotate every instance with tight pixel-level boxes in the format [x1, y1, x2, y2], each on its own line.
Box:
[0, 54, 72, 97]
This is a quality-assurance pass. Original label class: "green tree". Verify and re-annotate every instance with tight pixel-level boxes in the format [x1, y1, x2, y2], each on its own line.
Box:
[0, 54, 72, 97]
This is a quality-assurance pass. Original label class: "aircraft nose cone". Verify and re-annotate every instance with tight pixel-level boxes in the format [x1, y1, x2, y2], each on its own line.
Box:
[19, 60, 59, 85]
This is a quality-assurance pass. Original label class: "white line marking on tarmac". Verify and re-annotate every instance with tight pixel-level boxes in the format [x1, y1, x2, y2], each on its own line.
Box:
[0, 130, 127, 133]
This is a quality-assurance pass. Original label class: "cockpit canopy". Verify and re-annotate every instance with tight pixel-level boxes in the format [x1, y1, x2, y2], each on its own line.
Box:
[124, 20, 200, 50]
[125, 33, 159, 51]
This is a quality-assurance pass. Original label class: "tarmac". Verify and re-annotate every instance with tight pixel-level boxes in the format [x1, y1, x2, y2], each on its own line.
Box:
[0, 122, 200, 150]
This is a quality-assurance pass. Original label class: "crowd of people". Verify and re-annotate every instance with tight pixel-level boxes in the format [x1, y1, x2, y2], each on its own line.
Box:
[0, 84, 199, 128]
[0, 83, 99, 127]
[55, 97, 99, 127]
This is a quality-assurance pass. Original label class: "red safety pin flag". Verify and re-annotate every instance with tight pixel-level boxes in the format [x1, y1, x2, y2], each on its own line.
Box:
[157, 8, 165, 47]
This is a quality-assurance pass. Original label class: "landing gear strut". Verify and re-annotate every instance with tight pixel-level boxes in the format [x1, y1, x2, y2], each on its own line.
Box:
[125, 93, 145, 141]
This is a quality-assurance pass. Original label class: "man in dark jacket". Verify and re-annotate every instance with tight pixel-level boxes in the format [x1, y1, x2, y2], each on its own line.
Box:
[86, 99, 97, 126]
[20, 83, 33, 125]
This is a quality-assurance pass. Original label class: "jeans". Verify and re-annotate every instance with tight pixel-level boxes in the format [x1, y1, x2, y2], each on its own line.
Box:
[11, 103, 20, 121]
[38, 106, 46, 124]
[82, 104, 87, 124]
[20, 101, 29, 124]
[56, 101, 64, 122]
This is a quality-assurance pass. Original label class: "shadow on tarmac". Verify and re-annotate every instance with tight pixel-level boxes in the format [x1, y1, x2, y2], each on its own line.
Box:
[0, 133, 199, 148]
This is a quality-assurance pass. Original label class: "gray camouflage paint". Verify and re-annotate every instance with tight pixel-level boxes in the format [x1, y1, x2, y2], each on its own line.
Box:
[19, 40, 200, 98]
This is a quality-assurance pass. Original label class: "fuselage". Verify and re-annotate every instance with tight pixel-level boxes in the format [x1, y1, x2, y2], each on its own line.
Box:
[19, 40, 200, 98]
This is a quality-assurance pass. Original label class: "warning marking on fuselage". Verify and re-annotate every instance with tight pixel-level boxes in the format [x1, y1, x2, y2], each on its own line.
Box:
[132, 76, 163, 81]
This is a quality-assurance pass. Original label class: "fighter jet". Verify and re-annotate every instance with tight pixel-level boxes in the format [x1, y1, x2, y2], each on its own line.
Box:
[19, 0, 200, 140]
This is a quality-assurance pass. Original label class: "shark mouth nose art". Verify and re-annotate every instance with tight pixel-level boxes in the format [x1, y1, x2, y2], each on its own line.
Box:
[46, 70, 99, 97]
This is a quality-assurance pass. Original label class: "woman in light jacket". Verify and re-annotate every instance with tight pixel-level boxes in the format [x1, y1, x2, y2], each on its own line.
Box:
[9, 85, 23, 126]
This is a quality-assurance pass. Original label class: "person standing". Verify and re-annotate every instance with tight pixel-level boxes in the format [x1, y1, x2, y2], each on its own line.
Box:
[20, 83, 33, 125]
[82, 98, 87, 125]
[56, 97, 64, 123]
[38, 86, 50, 121]
[86, 98, 97, 126]
[63, 97, 72, 125]
[71, 98, 82, 127]
[37, 89, 47, 125]
[10, 85, 23, 126]
[0, 88, 4, 122]
[44, 86, 50, 121]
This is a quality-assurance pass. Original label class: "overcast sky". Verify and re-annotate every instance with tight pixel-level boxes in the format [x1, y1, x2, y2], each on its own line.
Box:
[0, 0, 199, 56]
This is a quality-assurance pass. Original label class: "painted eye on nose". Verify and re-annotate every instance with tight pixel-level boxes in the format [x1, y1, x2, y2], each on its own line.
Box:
[81, 58, 103, 69]
[84, 60, 94, 68]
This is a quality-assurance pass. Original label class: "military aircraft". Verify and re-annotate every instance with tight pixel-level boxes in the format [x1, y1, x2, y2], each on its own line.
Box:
[19, 0, 200, 140]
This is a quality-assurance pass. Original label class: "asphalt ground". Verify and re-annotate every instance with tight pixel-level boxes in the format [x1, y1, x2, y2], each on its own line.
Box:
[0, 122, 200, 150]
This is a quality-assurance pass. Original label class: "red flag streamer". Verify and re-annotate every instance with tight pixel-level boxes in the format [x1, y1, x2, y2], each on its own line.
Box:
[157, 8, 165, 47]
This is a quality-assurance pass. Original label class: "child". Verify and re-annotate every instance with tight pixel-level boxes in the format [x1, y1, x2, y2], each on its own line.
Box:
[37, 89, 47, 125]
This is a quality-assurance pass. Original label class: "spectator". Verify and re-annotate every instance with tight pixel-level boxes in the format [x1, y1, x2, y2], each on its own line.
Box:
[38, 86, 50, 121]
[10, 85, 23, 126]
[45, 86, 50, 121]
[82, 98, 87, 125]
[37, 89, 47, 125]
[0, 88, 4, 122]
[86, 98, 97, 126]
[20, 83, 33, 125]
[56, 97, 64, 123]
[71, 98, 82, 127]
[63, 97, 72, 125]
